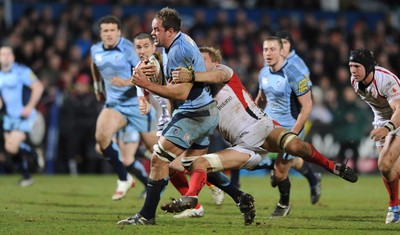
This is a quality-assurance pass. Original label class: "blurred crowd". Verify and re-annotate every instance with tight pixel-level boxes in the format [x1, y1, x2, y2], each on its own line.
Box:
[0, 1, 400, 174]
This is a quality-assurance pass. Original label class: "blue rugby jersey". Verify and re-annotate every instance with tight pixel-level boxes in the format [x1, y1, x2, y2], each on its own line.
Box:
[163, 32, 213, 110]
[90, 37, 140, 106]
[258, 58, 312, 127]
[0, 63, 38, 118]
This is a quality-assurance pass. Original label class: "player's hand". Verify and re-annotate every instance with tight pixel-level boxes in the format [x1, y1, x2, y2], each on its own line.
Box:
[370, 127, 388, 141]
[139, 96, 151, 115]
[171, 66, 192, 84]
[21, 106, 33, 118]
[139, 60, 157, 78]
[131, 68, 150, 88]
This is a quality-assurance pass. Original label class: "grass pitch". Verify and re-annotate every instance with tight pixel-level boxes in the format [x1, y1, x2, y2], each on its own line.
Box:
[0, 174, 398, 235]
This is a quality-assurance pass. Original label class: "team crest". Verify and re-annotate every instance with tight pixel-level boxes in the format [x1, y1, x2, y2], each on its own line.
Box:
[95, 54, 102, 62]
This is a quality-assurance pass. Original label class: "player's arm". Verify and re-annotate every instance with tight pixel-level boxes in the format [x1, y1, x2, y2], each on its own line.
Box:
[21, 79, 44, 118]
[131, 68, 192, 101]
[292, 91, 312, 134]
[171, 66, 231, 84]
[254, 89, 267, 110]
[370, 99, 400, 141]
[90, 61, 105, 102]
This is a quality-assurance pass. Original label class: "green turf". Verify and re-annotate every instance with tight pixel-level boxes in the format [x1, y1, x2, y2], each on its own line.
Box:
[0, 174, 398, 235]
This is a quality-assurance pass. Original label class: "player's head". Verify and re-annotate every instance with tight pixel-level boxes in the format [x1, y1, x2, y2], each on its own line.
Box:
[0, 45, 15, 71]
[348, 48, 376, 81]
[98, 15, 121, 49]
[275, 30, 294, 58]
[199, 47, 222, 71]
[133, 32, 156, 61]
[263, 36, 284, 68]
[152, 7, 181, 48]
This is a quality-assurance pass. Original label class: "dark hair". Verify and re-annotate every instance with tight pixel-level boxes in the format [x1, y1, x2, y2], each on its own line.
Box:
[133, 32, 154, 44]
[275, 30, 294, 52]
[98, 15, 121, 30]
[156, 7, 181, 32]
[349, 48, 376, 77]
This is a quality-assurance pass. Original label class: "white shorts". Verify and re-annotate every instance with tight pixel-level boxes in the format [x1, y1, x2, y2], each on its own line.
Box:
[373, 120, 400, 147]
[227, 145, 264, 170]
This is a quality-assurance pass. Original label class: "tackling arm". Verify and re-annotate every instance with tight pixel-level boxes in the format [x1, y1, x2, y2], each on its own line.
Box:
[171, 66, 232, 84]
[254, 89, 267, 110]
[131, 68, 191, 101]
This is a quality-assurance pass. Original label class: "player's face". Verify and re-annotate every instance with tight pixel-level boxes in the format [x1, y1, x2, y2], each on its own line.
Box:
[349, 62, 366, 82]
[281, 39, 291, 59]
[201, 52, 214, 72]
[99, 23, 121, 49]
[151, 18, 167, 47]
[263, 40, 282, 67]
[134, 38, 156, 61]
[0, 47, 15, 68]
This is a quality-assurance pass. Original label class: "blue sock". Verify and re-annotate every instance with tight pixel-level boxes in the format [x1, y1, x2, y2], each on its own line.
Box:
[208, 172, 242, 203]
[101, 142, 128, 181]
[126, 160, 148, 186]
[140, 178, 169, 220]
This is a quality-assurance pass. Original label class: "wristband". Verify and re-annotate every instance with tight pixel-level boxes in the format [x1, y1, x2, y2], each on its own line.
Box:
[384, 121, 396, 132]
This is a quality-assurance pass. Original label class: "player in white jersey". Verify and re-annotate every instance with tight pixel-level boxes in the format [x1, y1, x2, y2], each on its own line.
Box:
[160, 47, 358, 224]
[349, 48, 400, 224]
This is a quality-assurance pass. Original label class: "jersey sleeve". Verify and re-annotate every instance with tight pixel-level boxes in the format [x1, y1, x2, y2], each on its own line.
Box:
[383, 76, 400, 103]
[288, 65, 312, 96]
[21, 67, 39, 87]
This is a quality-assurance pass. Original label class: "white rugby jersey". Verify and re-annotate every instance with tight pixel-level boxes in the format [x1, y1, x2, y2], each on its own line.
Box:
[351, 66, 400, 123]
[212, 64, 276, 145]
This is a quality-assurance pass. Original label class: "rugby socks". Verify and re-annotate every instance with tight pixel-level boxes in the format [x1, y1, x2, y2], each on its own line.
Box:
[140, 178, 169, 220]
[307, 144, 335, 172]
[383, 175, 400, 207]
[207, 172, 242, 203]
[17, 144, 34, 179]
[277, 177, 291, 206]
[186, 169, 207, 196]
[126, 160, 148, 186]
[230, 169, 241, 188]
[297, 162, 317, 186]
[101, 142, 128, 181]
[169, 171, 189, 195]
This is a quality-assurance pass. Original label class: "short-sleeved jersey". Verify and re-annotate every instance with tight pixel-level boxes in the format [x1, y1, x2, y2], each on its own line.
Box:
[258, 59, 312, 127]
[90, 37, 140, 106]
[351, 66, 400, 124]
[213, 64, 273, 147]
[163, 32, 213, 110]
[0, 63, 38, 118]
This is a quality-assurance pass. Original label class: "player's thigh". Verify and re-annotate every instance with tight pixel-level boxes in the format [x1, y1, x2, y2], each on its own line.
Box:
[217, 149, 251, 170]
[140, 130, 158, 151]
[95, 108, 127, 139]
[378, 135, 400, 170]
[4, 130, 26, 154]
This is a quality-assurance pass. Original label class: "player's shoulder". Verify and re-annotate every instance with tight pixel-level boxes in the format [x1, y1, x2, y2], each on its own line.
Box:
[259, 66, 270, 76]
[119, 37, 135, 50]
[13, 63, 31, 73]
[90, 41, 103, 53]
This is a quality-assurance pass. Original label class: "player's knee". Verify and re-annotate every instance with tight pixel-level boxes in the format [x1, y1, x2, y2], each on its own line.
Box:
[5, 142, 19, 155]
[153, 141, 177, 163]
[277, 131, 300, 154]
[377, 156, 392, 175]
[285, 138, 304, 156]
[202, 154, 224, 172]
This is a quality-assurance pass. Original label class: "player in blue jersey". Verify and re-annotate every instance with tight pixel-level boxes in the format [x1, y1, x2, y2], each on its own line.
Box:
[0, 45, 44, 187]
[117, 7, 224, 225]
[255, 35, 318, 217]
[273, 31, 322, 203]
[90, 15, 156, 200]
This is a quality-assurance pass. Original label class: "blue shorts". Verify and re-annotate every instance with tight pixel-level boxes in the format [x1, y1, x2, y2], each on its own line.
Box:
[162, 101, 218, 149]
[106, 103, 157, 134]
[3, 112, 36, 133]
[112, 105, 157, 143]
[282, 128, 305, 161]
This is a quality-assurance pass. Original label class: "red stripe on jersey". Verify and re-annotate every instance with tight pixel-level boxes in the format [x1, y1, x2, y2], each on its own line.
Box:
[376, 67, 400, 86]
[226, 72, 251, 108]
